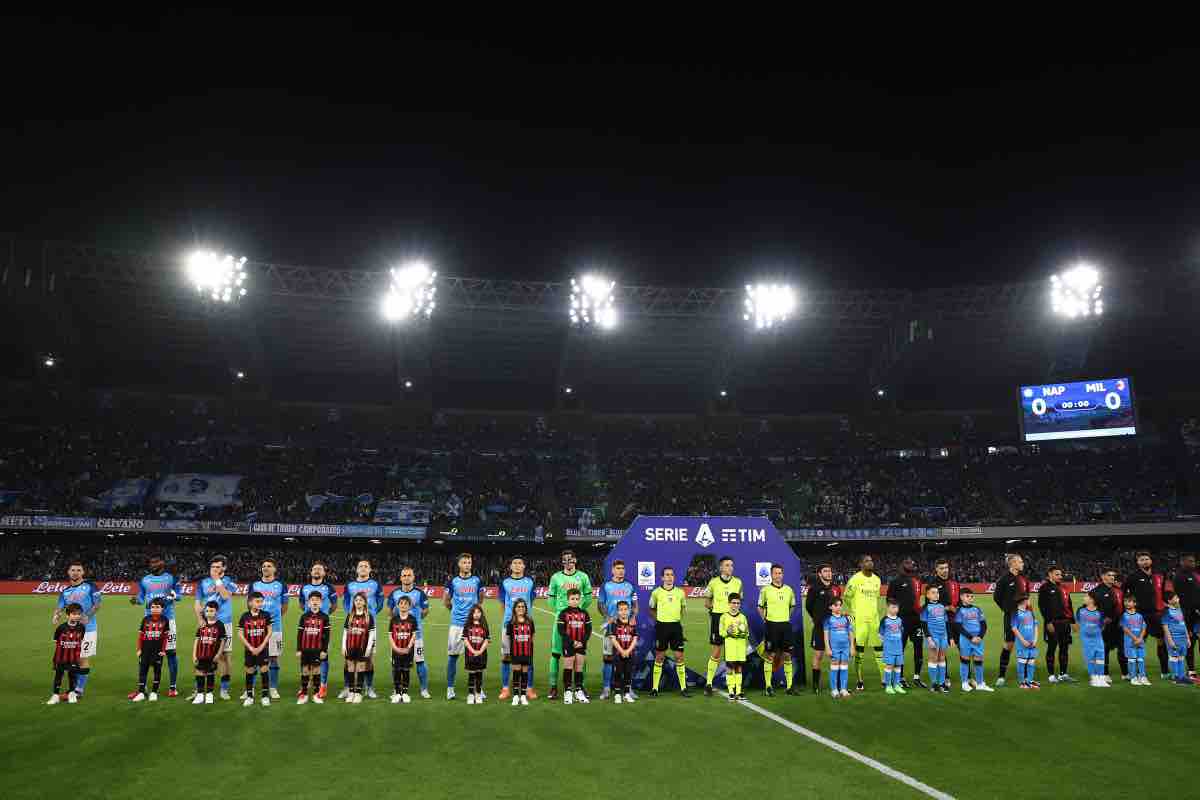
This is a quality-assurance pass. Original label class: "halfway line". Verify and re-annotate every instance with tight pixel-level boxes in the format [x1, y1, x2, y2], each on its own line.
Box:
[737, 700, 956, 800]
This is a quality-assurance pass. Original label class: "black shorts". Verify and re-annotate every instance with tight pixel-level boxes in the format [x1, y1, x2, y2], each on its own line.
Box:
[1003, 612, 1017, 643]
[562, 641, 588, 657]
[244, 651, 269, 669]
[344, 647, 368, 664]
[725, 659, 745, 668]
[710, 612, 725, 645]
[195, 658, 217, 673]
[300, 650, 324, 666]
[1045, 620, 1072, 645]
[1103, 623, 1123, 649]
[655, 621, 685, 651]
[1143, 613, 1164, 639]
[763, 621, 793, 653]
[811, 622, 827, 651]
[510, 654, 532, 666]
[901, 616, 923, 641]
[391, 652, 413, 669]
[466, 653, 488, 672]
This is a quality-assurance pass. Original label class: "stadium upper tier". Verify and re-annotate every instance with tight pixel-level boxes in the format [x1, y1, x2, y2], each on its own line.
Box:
[1, 401, 1194, 533]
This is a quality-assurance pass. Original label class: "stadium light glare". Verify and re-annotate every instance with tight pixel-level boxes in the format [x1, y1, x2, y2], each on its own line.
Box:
[382, 260, 437, 323]
[719, 389, 728, 398]
[743, 283, 797, 330]
[235, 370, 245, 380]
[569, 273, 617, 329]
[186, 250, 248, 303]
[43, 355, 55, 368]
[1050, 262, 1103, 318]
[876, 388, 886, 397]
[563, 386, 573, 394]
[404, 379, 413, 389]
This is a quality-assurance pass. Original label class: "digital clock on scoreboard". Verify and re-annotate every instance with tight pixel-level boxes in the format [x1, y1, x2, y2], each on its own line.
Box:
[1017, 377, 1136, 442]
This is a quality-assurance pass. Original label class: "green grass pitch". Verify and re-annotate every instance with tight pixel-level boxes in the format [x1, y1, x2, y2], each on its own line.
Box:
[1, 593, 1192, 800]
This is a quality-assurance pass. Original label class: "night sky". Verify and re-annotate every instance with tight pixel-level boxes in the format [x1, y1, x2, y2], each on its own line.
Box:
[5, 16, 1200, 291]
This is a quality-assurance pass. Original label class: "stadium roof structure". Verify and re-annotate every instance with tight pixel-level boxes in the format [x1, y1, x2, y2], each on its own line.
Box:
[4, 235, 1200, 413]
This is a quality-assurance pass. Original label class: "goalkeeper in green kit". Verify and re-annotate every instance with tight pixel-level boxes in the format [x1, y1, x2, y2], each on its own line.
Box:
[546, 550, 593, 700]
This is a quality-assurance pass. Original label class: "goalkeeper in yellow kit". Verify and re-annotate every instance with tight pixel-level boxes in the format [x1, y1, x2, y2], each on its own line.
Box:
[843, 555, 885, 690]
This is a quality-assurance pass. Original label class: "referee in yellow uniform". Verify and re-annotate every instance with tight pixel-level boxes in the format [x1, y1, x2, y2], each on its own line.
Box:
[704, 557, 743, 695]
[758, 563, 799, 696]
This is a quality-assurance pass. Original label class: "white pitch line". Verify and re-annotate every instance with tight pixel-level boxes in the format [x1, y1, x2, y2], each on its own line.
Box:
[737, 700, 956, 800]
[533, 605, 606, 641]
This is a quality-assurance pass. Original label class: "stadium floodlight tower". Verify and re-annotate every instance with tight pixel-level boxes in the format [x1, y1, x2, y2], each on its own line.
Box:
[381, 259, 437, 323]
[186, 250, 248, 303]
[743, 283, 797, 330]
[1049, 262, 1104, 318]
[569, 273, 618, 330]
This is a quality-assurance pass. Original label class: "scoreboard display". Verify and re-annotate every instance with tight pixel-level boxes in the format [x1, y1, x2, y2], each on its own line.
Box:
[1017, 377, 1137, 442]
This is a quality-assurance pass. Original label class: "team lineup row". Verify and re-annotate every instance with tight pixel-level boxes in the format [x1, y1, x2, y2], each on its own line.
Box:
[45, 549, 1200, 706]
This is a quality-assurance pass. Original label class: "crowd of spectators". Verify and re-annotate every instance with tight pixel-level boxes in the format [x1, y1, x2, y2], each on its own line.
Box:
[1, 401, 1195, 533]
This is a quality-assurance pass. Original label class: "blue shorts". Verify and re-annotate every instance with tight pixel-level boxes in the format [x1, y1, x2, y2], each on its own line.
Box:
[1016, 646, 1038, 660]
[1124, 644, 1145, 660]
[1168, 643, 1186, 658]
[1083, 640, 1104, 662]
[883, 652, 905, 668]
[927, 634, 949, 650]
[958, 636, 984, 659]
[830, 646, 850, 661]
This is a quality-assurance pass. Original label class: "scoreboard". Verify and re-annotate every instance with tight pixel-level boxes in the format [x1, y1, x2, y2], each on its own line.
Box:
[1017, 377, 1137, 442]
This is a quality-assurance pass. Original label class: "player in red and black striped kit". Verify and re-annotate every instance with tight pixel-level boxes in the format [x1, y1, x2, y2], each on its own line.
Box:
[504, 599, 535, 705]
[48, 603, 85, 704]
[388, 595, 419, 702]
[805, 564, 842, 694]
[1124, 551, 1171, 680]
[994, 553, 1032, 686]
[1093, 568, 1127, 681]
[296, 592, 331, 704]
[886, 558, 926, 689]
[463, 604, 491, 704]
[192, 601, 226, 704]
[239, 592, 274, 706]
[557, 588, 593, 702]
[342, 592, 376, 703]
[133, 598, 170, 702]
[609, 600, 638, 702]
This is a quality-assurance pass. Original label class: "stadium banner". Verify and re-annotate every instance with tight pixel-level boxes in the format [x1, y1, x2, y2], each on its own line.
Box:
[606, 515, 805, 690]
[88, 478, 155, 512]
[372, 500, 432, 525]
[249, 522, 425, 539]
[155, 474, 243, 507]
[563, 526, 623, 540]
[0, 514, 98, 529]
[430, 521, 543, 542]
[782, 525, 983, 540]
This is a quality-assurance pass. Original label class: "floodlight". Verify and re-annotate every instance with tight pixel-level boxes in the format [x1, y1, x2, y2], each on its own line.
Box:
[404, 379, 413, 389]
[743, 283, 797, 330]
[719, 389, 728, 398]
[876, 388, 885, 397]
[569, 274, 617, 328]
[235, 371, 245, 380]
[382, 260, 437, 322]
[186, 250, 248, 303]
[563, 386, 573, 394]
[1050, 262, 1103, 318]
[43, 355, 56, 368]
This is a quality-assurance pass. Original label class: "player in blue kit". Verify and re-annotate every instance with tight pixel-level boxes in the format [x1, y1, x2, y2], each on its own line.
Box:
[341, 558, 384, 699]
[823, 598, 854, 698]
[443, 553, 484, 700]
[250, 558, 289, 699]
[300, 561, 338, 699]
[194, 555, 238, 699]
[497, 555, 536, 701]
[920, 585, 950, 693]
[598, 559, 638, 700]
[1011, 593, 1040, 689]
[130, 554, 183, 696]
[387, 565, 431, 699]
[1162, 591, 1193, 685]
[954, 587, 992, 692]
[1075, 592, 1108, 687]
[1121, 596, 1150, 685]
[53, 560, 101, 698]
[878, 599, 907, 695]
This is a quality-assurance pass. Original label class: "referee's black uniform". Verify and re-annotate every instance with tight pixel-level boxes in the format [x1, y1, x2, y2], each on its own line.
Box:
[886, 573, 924, 676]
[1037, 577, 1073, 678]
[1092, 581, 1127, 678]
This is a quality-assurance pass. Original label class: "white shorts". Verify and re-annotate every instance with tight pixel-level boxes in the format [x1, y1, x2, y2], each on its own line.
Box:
[602, 632, 614, 657]
[268, 631, 283, 658]
[81, 630, 98, 659]
[447, 624, 465, 656]
[414, 637, 425, 664]
[165, 619, 178, 652]
[501, 631, 511, 658]
[221, 624, 234, 654]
